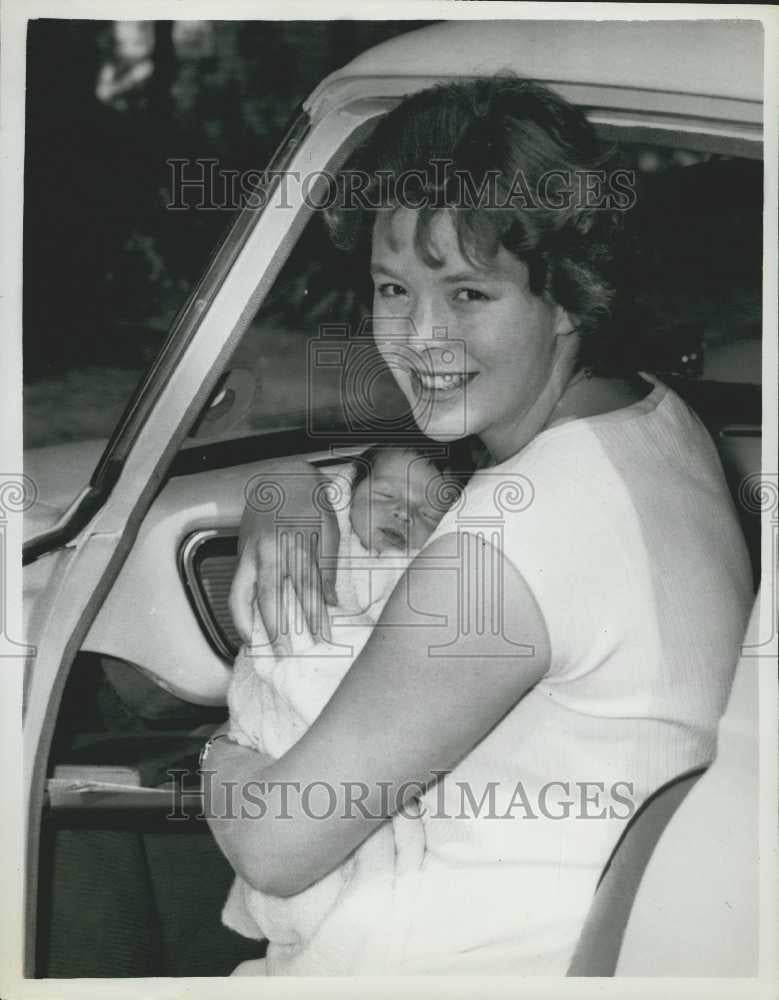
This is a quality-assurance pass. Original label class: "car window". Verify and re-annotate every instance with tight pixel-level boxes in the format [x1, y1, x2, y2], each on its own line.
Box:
[181, 209, 413, 450]
[615, 145, 761, 383]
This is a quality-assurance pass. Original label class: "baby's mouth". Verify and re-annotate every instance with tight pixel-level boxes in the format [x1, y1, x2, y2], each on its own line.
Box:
[378, 525, 407, 550]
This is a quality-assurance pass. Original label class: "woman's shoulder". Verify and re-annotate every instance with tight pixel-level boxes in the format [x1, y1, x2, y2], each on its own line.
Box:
[424, 445, 576, 553]
[497, 372, 713, 480]
[431, 373, 718, 541]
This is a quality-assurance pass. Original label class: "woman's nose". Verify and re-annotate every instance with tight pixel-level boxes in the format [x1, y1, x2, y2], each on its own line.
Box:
[409, 295, 442, 341]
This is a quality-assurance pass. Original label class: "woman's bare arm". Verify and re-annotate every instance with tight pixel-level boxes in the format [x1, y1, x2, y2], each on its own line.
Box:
[208, 530, 550, 897]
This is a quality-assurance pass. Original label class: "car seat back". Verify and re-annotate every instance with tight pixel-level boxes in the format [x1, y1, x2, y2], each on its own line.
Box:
[569, 591, 762, 977]
[566, 767, 706, 976]
[613, 593, 761, 976]
[664, 373, 762, 589]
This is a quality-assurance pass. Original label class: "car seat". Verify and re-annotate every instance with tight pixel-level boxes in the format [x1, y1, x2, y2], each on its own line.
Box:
[566, 767, 707, 975]
[568, 592, 762, 976]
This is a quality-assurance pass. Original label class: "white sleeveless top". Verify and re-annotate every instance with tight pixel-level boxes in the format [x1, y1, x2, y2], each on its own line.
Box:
[316, 374, 753, 976]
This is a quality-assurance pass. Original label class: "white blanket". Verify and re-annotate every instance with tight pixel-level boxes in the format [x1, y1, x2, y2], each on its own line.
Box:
[221, 464, 427, 973]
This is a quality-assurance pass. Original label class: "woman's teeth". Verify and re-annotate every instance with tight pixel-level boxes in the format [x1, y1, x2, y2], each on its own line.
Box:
[416, 372, 469, 391]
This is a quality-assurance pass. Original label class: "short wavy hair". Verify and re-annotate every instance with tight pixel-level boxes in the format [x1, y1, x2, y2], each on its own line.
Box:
[325, 76, 628, 371]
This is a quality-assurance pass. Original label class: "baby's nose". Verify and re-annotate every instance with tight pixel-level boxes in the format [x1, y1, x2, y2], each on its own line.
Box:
[392, 506, 411, 525]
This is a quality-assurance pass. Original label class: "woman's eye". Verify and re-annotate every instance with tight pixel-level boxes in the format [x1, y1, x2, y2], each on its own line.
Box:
[376, 282, 407, 299]
[454, 287, 489, 303]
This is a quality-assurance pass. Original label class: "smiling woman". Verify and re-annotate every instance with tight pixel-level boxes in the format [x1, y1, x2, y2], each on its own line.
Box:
[23, 18, 765, 984]
[211, 73, 754, 977]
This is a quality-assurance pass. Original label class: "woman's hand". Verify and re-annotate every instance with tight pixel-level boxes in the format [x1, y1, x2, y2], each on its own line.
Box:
[228, 458, 340, 649]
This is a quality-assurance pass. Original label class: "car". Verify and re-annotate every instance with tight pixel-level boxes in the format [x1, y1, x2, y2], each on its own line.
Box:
[21, 18, 767, 979]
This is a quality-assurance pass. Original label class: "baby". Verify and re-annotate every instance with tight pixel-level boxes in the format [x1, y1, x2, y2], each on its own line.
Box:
[221, 444, 471, 973]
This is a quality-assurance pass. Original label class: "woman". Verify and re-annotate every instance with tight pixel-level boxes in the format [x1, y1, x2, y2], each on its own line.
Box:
[204, 78, 753, 975]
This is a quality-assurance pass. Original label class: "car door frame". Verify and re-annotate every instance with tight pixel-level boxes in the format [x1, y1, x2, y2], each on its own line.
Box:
[21, 96, 392, 976]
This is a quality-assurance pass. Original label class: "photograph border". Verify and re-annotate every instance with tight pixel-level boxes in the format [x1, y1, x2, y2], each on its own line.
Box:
[2, 2, 777, 998]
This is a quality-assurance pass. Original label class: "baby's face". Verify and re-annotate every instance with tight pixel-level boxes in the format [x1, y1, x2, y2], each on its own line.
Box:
[350, 450, 452, 554]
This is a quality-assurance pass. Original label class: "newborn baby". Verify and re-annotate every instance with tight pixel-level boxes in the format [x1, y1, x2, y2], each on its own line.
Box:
[222, 445, 466, 974]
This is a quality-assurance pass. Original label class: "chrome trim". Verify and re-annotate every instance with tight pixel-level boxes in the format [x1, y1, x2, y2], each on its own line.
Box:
[178, 528, 239, 662]
[306, 75, 763, 131]
[718, 424, 762, 438]
[44, 781, 204, 813]
[23, 485, 93, 553]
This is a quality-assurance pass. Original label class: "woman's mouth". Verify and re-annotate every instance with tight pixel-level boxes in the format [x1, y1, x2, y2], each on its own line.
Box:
[410, 369, 478, 402]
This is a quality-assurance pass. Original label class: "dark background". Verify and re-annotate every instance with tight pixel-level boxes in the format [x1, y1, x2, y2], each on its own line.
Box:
[23, 19, 432, 443]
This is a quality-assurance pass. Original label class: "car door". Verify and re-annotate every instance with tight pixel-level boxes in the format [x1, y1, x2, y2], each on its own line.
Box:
[22, 98, 393, 977]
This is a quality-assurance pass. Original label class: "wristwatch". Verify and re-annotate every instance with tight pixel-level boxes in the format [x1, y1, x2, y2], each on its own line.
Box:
[198, 732, 231, 771]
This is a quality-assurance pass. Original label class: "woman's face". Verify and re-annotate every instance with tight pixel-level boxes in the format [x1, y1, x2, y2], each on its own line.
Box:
[370, 208, 575, 462]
